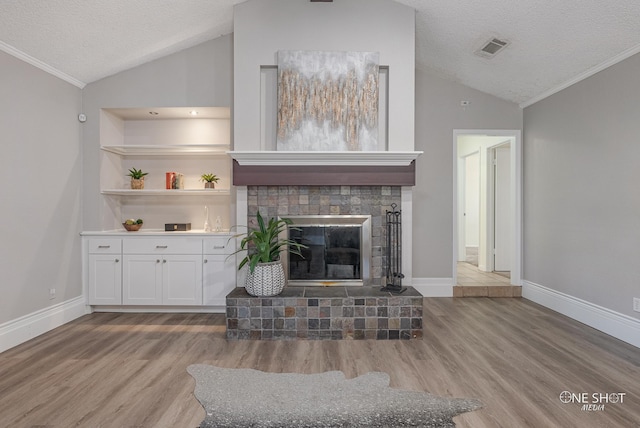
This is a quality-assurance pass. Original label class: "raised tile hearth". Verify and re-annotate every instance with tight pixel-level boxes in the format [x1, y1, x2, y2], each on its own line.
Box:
[226, 286, 423, 340]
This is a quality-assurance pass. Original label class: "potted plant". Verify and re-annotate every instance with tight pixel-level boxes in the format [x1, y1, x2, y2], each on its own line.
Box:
[233, 211, 307, 297]
[200, 173, 219, 189]
[127, 167, 148, 189]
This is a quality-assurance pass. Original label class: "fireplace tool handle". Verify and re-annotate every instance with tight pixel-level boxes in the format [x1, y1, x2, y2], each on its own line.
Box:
[381, 203, 406, 294]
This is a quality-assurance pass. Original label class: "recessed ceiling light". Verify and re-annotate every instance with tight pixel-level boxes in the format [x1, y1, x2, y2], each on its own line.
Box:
[189, 110, 199, 116]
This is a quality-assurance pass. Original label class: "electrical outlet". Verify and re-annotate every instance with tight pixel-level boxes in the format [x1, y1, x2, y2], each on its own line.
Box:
[49, 288, 56, 300]
[634, 297, 640, 313]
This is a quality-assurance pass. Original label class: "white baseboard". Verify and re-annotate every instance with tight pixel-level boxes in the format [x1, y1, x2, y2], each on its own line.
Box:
[92, 306, 225, 313]
[0, 296, 88, 354]
[411, 278, 453, 297]
[523, 281, 640, 349]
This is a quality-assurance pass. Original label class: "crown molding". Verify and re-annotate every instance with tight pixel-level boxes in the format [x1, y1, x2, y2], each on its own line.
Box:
[0, 41, 86, 89]
[520, 42, 640, 109]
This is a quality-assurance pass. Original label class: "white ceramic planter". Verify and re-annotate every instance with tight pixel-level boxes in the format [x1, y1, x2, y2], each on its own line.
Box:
[245, 261, 285, 297]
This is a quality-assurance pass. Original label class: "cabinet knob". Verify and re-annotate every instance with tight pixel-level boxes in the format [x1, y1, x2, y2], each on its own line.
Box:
[204, 259, 208, 263]
[156, 259, 160, 263]
[115, 259, 119, 263]
[163, 259, 167, 263]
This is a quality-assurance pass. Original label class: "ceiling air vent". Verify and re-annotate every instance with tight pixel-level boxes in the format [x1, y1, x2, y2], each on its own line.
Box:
[475, 37, 509, 59]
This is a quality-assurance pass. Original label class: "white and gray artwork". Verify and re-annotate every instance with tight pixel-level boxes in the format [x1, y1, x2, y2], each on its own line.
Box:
[277, 50, 379, 151]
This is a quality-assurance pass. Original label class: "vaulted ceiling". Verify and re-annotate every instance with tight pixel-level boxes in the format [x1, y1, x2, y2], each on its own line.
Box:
[1, 0, 639, 107]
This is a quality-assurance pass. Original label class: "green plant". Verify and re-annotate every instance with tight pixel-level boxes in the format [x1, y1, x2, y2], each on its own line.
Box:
[200, 173, 219, 183]
[233, 211, 307, 273]
[127, 167, 148, 179]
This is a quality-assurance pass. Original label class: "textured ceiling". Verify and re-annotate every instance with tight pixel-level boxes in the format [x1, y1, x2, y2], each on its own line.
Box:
[1, 0, 640, 106]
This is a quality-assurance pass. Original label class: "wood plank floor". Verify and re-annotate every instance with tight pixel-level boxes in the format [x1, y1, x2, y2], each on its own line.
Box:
[1, 298, 639, 427]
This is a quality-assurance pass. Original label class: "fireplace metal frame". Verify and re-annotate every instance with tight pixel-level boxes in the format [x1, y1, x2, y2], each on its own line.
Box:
[281, 215, 372, 286]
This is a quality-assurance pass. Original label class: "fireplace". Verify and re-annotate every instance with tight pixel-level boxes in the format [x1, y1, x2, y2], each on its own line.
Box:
[285, 215, 371, 286]
[247, 185, 401, 287]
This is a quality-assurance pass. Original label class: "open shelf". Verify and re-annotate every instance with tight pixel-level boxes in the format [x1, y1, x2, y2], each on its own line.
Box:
[101, 144, 230, 156]
[101, 189, 231, 196]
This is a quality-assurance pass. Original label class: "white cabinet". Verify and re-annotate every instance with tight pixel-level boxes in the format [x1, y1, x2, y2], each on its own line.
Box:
[89, 255, 122, 305]
[122, 255, 163, 305]
[82, 233, 236, 309]
[122, 238, 203, 306]
[203, 236, 237, 306]
[163, 255, 203, 305]
[88, 239, 122, 305]
[122, 254, 203, 305]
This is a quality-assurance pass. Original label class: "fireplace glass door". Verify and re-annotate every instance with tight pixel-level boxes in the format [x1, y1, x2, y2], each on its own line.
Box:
[285, 215, 371, 286]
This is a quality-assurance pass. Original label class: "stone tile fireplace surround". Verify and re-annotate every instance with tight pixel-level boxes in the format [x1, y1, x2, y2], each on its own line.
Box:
[247, 185, 402, 287]
[224, 184, 424, 341]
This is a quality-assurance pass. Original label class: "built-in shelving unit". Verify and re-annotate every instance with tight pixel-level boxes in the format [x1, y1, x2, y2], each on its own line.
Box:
[98, 107, 233, 232]
[87, 106, 236, 312]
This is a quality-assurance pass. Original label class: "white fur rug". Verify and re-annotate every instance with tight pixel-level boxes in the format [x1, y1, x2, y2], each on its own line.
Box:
[187, 365, 482, 428]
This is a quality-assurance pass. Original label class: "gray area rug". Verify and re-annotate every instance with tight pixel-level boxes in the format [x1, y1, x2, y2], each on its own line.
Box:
[187, 364, 483, 428]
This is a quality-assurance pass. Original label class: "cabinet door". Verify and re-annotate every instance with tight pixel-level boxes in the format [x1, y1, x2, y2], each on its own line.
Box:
[203, 255, 236, 306]
[163, 255, 203, 306]
[88, 255, 122, 305]
[123, 255, 162, 305]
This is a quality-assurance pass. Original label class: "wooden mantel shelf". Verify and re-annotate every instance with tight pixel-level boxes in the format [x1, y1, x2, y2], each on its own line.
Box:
[227, 151, 422, 166]
[231, 160, 418, 186]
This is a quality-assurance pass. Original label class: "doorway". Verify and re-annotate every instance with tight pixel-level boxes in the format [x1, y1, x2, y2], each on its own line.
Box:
[453, 130, 522, 296]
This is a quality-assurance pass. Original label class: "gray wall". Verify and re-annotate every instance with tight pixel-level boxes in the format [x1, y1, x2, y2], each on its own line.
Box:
[82, 35, 233, 230]
[412, 68, 523, 279]
[0, 51, 82, 324]
[524, 53, 640, 318]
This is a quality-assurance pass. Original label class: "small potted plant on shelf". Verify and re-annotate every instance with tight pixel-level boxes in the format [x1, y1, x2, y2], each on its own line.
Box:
[232, 211, 307, 297]
[200, 173, 219, 189]
[127, 167, 148, 189]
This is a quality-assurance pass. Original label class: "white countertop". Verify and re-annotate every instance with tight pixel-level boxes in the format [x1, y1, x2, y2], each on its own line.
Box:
[81, 229, 235, 236]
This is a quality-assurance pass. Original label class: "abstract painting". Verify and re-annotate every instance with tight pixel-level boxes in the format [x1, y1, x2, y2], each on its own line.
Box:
[277, 50, 379, 151]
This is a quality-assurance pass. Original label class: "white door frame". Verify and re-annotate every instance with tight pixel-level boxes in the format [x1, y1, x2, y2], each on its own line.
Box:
[453, 129, 522, 287]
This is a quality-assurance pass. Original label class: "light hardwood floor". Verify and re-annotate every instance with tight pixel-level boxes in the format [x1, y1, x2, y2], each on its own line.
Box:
[1, 298, 639, 427]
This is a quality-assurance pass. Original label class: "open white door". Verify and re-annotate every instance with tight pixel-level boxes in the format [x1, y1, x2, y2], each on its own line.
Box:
[493, 145, 511, 272]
